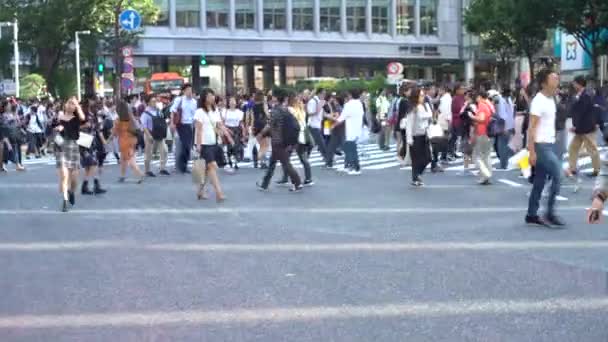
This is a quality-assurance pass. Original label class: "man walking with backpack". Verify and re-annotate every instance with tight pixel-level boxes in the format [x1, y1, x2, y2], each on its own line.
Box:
[141, 95, 170, 177]
[257, 88, 302, 192]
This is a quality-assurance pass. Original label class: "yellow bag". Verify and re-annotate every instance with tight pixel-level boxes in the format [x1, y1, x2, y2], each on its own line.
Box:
[192, 159, 206, 185]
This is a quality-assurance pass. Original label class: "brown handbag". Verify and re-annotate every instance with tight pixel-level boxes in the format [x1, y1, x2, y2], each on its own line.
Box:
[172, 99, 183, 126]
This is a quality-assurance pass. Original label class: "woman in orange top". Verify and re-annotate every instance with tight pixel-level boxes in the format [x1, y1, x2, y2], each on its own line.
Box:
[114, 101, 144, 183]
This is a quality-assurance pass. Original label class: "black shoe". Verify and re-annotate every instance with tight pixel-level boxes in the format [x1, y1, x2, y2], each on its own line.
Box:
[545, 215, 566, 228]
[304, 180, 315, 186]
[68, 191, 75, 206]
[256, 181, 268, 192]
[276, 180, 289, 186]
[260, 163, 268, 169]
[183, 169, 191, 174]
[159, 170, 171, 176]
[146, 171, 156, 177]
[335, 151, 343, 156]
[81, 181, 94, 195]
[525, 215, 552, 228]
[62, 200, 69, 212]
[586, 171, 599, 178]
[93, 179, 107, 195]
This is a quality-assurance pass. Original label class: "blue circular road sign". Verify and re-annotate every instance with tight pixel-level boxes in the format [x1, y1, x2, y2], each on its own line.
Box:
[119, 10, 142, 31]
[121, 78, 134, 90]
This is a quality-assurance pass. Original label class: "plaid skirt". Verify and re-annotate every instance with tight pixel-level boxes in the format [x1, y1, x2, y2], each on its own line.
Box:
[55, 139, 80, 170]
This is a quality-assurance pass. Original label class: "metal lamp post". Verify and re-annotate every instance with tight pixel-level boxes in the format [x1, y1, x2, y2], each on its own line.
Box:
[75, 30, 91, 101]
[0, 19, 19, 98]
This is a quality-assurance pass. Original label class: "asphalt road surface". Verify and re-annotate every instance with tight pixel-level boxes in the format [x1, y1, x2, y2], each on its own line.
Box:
[1, 152, 607, 342]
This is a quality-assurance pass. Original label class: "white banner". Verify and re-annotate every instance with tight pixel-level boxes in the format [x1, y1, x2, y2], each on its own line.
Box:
[561, 33, 586, 71]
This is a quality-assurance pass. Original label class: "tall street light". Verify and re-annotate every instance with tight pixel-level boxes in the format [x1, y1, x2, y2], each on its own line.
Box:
[75, 30, 91, 101]
[0, 19, 19, 98]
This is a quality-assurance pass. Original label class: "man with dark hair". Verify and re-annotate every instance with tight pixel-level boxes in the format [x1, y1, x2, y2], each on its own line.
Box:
[306, 88, 328, 161]
[333, 88, 365, 175]
[526, 69, 565, 228]
[567, 75, 600, 177]
[257, 87, 303, 192]
[170, 83, 197, 173]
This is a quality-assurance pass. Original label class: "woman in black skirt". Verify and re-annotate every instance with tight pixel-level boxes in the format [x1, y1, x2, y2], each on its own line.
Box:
[79, 96, 107, 195]
[194, 88, 228, 202]
[54, 97, 86, 212]
[222, 95, 245, 170]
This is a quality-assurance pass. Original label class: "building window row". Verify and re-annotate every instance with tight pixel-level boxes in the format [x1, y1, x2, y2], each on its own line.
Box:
[151, 0, 438, 36]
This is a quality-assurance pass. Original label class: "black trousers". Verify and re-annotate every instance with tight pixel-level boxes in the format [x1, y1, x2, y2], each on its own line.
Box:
[262, 145, 301, 188]
[411, 135, 431, 181]
[325, 125, 344, 167]
[281, 144, 312, 182]
[176, 124, 193, 172]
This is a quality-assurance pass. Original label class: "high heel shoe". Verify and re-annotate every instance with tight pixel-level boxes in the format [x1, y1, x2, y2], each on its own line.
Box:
[61, 200, 69, 212]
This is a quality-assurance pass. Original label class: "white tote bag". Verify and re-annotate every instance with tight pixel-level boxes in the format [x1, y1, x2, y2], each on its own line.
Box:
[77, 132, 94, 148]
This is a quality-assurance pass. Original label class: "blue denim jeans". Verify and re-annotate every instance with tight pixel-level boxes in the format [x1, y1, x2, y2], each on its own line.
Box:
[343, 140, 360, 171]
[496, 131, 513, 169]
[527, 143, 561, 217]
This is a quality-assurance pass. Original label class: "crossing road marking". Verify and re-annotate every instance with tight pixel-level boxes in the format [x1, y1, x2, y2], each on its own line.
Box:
[498, 179, 523, 187]
[0, 239, 606, 252]
[0, 206, 588, 216]
[0, 297, 606, 329]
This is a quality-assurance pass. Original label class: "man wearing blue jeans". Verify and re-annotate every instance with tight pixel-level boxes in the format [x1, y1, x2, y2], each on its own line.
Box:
[333, 89, 364, 175]
[526, 69, 565, 228]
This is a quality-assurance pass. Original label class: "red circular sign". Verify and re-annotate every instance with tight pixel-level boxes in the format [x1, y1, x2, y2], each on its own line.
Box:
[387, 62, 404, 75]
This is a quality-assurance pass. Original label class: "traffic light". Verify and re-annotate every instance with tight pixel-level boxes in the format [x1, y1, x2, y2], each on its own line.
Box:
[200, 55, 207, 66]
[96, 59, 105, 74]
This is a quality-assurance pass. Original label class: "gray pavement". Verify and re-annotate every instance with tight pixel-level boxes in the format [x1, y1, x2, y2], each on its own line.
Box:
[1, 158, 608, 342]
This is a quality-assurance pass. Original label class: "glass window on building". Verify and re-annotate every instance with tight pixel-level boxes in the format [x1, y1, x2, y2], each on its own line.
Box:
[264, 0, 286, 30]
[207, 0, 229, 28]
[293, 0, 313, 31]
[320, 0, 341, 32]
[346, 1, 366, 33]
[152, 0, 169, 26]
[236, 0, 256, 29]
[176, 0, 200, 27]
[420, 0, 438, 35]
[371, 0, 389, 34]
[396, 0, 414, 35]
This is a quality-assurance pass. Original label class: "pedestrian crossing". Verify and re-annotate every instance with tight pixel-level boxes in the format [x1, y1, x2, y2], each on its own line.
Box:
[19, 143, 608, 173]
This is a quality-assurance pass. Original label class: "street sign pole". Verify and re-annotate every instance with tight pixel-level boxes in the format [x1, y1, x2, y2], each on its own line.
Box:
[13, 19, 19, 98]
[74, 30, 90, 101]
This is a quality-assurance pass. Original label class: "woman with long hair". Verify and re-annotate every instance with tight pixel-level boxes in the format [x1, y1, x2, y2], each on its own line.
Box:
[1, 100, 26, 172]
[79, 96, 107, 195]
[114, 101, 145, 183]
[252, 90, 270, 168]
[194, 88, 227, 202]
[405, 87, 433, 187]
[54, 97, 86, 212]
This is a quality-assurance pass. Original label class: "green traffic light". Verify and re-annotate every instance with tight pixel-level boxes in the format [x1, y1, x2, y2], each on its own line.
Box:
[97, 64, 104, 73]
[201, 55, 207, 66]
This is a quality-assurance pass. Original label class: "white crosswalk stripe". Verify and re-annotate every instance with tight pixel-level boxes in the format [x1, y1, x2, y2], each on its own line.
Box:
[15, 144, 608, 173]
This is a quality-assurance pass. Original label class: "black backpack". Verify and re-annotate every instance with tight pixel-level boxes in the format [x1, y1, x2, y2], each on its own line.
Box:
[146, 111, 167, 140]
[282, 111, 300, 146]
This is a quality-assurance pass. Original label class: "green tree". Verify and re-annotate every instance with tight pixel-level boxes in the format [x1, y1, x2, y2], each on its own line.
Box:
[465, 0, 553, 83]
[0, 0, 158, 96]
[553, 0, 608, 77]
[465, 0, 518, 83]
[19, 73, 45, 99]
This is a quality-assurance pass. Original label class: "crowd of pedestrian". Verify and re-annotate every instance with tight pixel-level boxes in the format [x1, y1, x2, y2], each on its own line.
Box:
[1, 71, 608, 226]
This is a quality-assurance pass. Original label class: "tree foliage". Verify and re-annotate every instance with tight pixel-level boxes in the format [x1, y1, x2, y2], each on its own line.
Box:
[0, 0, 158, 96]
[20, 73, 45, 99]
[553, 0, 608, 76]
[465, 0, 553, 81]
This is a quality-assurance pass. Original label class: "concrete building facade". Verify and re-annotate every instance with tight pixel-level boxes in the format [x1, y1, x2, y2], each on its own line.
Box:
[136, 0, 464, 93]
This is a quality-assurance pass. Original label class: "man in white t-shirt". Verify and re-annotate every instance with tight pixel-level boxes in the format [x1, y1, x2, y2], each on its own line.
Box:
[334, 89, 364, 175]
[306, 88, 327, 160]
[526, 69, 565, 228]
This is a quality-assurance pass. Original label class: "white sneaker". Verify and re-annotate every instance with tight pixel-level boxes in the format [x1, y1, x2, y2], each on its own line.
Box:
[348, 170, 362, 176]
[336, 167, 347, 173]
